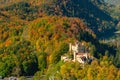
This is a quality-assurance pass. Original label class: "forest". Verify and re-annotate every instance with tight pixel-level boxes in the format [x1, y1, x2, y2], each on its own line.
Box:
[0, 0, 120, 80]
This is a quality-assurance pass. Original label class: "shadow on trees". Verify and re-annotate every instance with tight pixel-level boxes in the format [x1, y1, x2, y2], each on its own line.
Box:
[43, 0, 117, 39]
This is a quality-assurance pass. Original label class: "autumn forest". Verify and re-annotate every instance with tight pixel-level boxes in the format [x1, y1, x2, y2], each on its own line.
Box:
[0, 0, 120, 80]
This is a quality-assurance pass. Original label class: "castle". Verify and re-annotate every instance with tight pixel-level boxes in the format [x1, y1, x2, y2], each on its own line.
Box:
[61, 41, 92, 64]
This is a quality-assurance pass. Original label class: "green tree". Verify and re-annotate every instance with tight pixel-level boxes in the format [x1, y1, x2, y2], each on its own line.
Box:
[0, 55, 15, 77]
[90, 45, 96, 57]
[51, 43, 69, 64]
[38, 52, 47, 71]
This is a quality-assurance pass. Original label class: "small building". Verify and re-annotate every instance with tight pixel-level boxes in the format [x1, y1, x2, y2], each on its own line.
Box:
[9, 77, 18, 80]
[76, 53, 91, 63]
[4, 77, 18, 80]
[61, 55, 71, 62]
[0, 76, 3, 80]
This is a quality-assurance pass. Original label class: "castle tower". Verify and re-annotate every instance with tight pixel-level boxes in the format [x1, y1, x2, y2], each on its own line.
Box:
[69, 41, 80, 61]
[69, 43, 72, 54]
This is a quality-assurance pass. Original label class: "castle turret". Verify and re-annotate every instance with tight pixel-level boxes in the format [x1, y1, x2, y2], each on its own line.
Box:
[69, 43, 72, 54]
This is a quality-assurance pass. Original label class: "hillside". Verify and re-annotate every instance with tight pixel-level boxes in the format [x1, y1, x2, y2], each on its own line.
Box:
[0, 15, 117, 78]
[0, 16, 94, 77]
[0, 0, 117, 38]
[0, 0, 120, 79]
